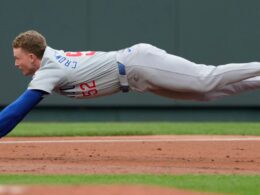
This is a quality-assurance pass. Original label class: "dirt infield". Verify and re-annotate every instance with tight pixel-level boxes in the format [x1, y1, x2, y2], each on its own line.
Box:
[0, 135, 259, 195]
[0, 135, 259, 175]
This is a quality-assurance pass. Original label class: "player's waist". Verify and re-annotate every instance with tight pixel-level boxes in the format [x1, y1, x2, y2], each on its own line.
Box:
[117, 62, 129, 93]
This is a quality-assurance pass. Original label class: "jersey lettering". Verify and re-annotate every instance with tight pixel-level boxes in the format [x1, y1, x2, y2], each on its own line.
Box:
[55, 52, 77, 69]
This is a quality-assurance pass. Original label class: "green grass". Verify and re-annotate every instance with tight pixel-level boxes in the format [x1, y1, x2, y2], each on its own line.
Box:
[8, 122, 260, 137]
[5, 122, 260, 194]
[0, 175, 259, 195]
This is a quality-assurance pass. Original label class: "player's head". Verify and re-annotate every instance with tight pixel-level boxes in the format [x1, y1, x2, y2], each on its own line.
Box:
[12, 30, 47, 76]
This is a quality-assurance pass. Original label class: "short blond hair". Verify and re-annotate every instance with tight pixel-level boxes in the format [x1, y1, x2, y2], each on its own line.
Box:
[12, 30, 47, 59]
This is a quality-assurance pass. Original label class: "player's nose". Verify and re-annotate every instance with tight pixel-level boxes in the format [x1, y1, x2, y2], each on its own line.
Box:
[15, 63, 21, 69]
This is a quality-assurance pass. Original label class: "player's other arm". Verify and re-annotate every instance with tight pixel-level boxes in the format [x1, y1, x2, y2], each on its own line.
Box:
[0, 89, 47, 138]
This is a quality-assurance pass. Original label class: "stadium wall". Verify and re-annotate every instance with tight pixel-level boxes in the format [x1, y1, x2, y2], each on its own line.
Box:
[1, 0, 260, 121]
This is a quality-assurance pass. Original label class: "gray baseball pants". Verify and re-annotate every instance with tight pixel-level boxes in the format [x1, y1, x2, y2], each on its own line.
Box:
[116, 43, 260, 101]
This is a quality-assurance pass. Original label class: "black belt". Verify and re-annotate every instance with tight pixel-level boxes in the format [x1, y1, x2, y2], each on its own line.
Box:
[117, 62, 129, 93]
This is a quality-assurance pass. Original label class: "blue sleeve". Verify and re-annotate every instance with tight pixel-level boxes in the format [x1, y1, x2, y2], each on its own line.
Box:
[0, 90, 46, 138]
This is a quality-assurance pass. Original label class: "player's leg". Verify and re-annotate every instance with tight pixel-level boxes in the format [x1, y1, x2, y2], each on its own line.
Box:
[119, 44, 260, 96]
[202, 76, 260, 101]
[146, 76, 260, 101]
[151, 89, 210, 101]
[149, 77, 260, 101]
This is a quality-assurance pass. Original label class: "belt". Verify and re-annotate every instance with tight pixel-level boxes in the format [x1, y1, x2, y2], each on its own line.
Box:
[117, 62, 129, 93]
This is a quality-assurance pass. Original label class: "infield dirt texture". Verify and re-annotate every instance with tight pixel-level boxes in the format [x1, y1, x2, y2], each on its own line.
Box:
[0, 135, 259, 194]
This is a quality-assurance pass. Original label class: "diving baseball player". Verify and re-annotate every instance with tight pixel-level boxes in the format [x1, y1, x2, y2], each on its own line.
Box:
[1, 30, 260, 137]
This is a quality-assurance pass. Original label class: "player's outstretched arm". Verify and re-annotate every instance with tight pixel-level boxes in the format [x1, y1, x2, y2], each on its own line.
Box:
[0, 89, 47, 138]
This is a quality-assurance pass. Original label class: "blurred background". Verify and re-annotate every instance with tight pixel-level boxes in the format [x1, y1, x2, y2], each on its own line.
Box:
[1, 0, 260, 121]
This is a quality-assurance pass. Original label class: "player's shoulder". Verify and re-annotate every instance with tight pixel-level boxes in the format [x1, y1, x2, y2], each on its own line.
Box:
[40, 46, 68, 69]
[40, 46, 81, 73]
[42, 46, 65, 63]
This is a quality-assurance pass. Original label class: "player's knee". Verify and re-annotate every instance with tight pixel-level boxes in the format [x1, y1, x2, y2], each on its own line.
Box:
[192, 83, 215, 93]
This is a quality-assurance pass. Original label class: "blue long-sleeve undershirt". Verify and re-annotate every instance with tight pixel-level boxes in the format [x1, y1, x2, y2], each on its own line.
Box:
[0, 90, 46, 138]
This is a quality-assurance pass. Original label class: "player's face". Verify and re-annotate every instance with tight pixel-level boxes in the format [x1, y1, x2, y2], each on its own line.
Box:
[13, 48, 38, 76]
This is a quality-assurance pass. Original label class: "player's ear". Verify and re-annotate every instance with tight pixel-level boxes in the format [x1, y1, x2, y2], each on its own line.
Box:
[28, 53, 37, 62]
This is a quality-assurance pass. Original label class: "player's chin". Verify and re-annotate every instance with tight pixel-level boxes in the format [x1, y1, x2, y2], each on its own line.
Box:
[23, 69, 36, 76]
[22, 71, 32, 76]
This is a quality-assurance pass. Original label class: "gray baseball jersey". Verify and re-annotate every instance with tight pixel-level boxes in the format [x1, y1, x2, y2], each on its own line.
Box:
[29, 44, 260, 102]
[28, 46, 121, 99]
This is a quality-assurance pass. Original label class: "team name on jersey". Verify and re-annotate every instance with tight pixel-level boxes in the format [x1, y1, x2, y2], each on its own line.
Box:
[54, 51, 78, 69]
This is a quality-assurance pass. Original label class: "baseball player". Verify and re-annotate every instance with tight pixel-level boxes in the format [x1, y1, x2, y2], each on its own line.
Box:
[1, 30, 260, 138]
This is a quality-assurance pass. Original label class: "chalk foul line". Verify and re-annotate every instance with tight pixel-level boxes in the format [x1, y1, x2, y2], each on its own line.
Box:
[1, 137, 260, 144]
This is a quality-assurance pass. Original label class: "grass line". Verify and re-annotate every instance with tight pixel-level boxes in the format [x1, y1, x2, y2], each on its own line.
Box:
[8, 122, 260, 137]
[0, 175, 259, 195]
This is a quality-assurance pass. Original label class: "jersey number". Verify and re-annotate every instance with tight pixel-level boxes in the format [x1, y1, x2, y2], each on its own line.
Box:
[65, 51, 96, 57]
[79, 80, 98, 97]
